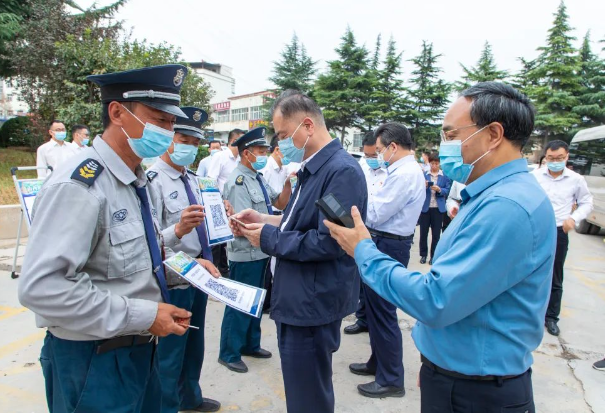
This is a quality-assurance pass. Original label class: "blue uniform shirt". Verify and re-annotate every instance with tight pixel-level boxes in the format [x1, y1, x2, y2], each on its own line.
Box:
[260, 139, 368, 326]
[354, 158, 556, 376]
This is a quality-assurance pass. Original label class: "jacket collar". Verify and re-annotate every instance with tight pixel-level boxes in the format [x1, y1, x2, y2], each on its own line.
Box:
[156, 157, 184, 180]
[236, 162, 258, 178]
[461, 158, 528, 204]
[304, 139, 342, 175]
[93, 137, 147, 187]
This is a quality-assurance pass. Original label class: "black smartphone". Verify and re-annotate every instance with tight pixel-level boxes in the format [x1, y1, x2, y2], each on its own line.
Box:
[427, 181, 434, 187]
[315, 193, 355, 228]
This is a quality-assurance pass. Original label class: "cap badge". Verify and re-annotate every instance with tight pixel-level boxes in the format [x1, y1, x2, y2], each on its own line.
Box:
[193, 111, 202, 122]
[173, 69, 185, 87]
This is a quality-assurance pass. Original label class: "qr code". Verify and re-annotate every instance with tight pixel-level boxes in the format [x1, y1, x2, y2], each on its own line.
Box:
[205, 278, 238, 302]
[210, 204, 226, 227]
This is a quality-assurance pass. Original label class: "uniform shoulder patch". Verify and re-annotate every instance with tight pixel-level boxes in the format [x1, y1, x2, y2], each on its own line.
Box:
[71, 158, 104, 187]
[235, 175, 244, 185]
[147, 170, 159, 181]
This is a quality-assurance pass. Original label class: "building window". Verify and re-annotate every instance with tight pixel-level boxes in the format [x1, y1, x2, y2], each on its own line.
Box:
[231, 108, 249, 122]
[353, 132, 363, 149]
[250, 106, 267, 120]
[216, 110, 230, 123]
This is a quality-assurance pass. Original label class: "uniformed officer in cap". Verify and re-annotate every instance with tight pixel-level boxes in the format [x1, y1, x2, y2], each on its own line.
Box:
[18, 65, 219, 413]
[147, 107, 229, 413]
[217, 126, 293, 373]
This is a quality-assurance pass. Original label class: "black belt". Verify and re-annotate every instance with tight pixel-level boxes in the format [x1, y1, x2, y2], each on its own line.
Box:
[368, 228, 413, 241]
[96, 335, 154, 355]
[421, 355, 523, 382]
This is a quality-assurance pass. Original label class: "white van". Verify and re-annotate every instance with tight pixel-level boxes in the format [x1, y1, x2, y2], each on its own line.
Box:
[567, 125, 605, 234]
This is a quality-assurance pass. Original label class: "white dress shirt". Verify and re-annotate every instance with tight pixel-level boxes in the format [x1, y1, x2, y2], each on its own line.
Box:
[367, 154, 426, 236]
[196, 155, 213, 177]
[260, 155, 289, 194]
[446, 181, 466, 216]
[360, 160, 387, 202]
[36, 139, 77, 178]
[70, 142, 87, 153]
[532, 167, 593, 227]
[207, 149, 239, 192]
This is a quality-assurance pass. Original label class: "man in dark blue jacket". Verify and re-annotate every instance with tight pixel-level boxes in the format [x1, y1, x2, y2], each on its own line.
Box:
[233, 90, 368, 413]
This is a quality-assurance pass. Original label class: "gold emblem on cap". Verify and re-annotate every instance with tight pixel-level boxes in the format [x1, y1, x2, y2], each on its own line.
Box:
[193, 111, 202, 122]
[174, 69, 185, 87]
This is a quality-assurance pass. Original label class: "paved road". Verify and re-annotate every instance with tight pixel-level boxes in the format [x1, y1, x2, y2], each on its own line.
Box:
[0, 230, 603, 412]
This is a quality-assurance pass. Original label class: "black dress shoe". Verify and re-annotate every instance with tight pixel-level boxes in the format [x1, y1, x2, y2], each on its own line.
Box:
[420, 256, 427, 264]
[242, 348, 272, 358]
[357, 381, 405, 398]
[349, 363, 376, 376]
[545, 320, 560, 336]
[181, 398, 221, 412]
[429, 258, 433, 265]
[344, 323, 368, 335]
[218, 358, 248, 373]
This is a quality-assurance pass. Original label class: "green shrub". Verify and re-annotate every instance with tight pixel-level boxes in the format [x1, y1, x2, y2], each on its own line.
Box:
[0, 116, 33, 147]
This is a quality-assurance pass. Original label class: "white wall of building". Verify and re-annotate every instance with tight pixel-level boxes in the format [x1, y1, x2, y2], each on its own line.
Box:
[0, 79, 29, 119]
[209, 91, 273, 142]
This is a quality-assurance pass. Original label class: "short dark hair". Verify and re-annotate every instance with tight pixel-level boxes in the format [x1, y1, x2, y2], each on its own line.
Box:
[270, 89, 325, 126]
[374, 122, 413, 149]
[71, 124, 88, 135]
[362, 131, 376, 147]
[460, 82, 535, 149]
[228, 129, 245, 143]
[544, 140, 569, 154]
[209, 141, 221, 149]
[422, 150, 431, 156]
[269, 134, 279, 153]
[428, 151, 440, 163]
[49, 120, 64, 129]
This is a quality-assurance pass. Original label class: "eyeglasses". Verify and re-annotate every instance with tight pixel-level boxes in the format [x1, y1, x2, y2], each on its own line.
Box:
[363, 155, 378, 159]
[440, 124, 477, 141]
[545, 156, 567, 162]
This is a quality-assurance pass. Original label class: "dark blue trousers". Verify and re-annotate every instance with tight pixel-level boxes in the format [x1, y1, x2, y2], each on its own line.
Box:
[219, 259, 268, 363]
[354, 282, 367, 328]
[40, 332, 160, 413]
[419, 364, 535, 412]
[364, 235, 411, 388]
[276, 319, 342, 413]
[158, 287, 208, 412]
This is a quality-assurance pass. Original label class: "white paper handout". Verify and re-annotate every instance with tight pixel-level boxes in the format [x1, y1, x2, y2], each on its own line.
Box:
[164, 251, 266, 318]
[197, 177, 234, 245]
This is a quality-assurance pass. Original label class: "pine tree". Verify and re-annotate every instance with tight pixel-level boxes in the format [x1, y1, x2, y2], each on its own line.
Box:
[456, 41, 508, 91]
[407, 41, 451, 149]
[269, 33, 317, 95]
[573, 32, 605, 127]
[314, 27, 373, 143]
[525, 1, 582, 142]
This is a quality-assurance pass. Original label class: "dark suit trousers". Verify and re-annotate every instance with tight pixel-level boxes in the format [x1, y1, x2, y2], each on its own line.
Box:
[211, 244, 229, 278]
[276, 320, 342, 413]
[419, 207, 444, 258]
[364, 235, 410, 388]
[546, 227, 569, 322]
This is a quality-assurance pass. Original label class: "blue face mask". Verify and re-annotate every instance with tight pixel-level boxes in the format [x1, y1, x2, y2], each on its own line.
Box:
[82, 138, 90, 146]
[439, 126, 489, 184]
[278, 122, 308, 164]
[210, 149, 220, 156]
[546, 161, 565, 172]
[366, 158, 381, 170]
[248, 152, 268, 171]
[121, 104, 175, 159]
[54, 131, 67, 141]
[281, 153, 291, 166]
[377, 145, 394, 169]
[169, 143, 198, 166]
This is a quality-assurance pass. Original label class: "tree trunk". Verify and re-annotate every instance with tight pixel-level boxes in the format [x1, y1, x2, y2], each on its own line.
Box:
[340, 128, 346, 145]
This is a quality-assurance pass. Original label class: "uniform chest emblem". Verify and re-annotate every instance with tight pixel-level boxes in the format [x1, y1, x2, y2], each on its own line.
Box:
[169, 191, 178, 199]
[235, 175, 244, 185]
[113, 209, 128, 222]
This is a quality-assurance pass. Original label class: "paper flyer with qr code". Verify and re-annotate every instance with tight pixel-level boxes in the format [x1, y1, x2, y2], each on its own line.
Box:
[197, 177, 234, 246]
[164, 251, 266, 318]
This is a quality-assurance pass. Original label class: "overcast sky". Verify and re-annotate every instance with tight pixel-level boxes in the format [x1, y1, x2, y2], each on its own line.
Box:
[77, 0, 605, 99]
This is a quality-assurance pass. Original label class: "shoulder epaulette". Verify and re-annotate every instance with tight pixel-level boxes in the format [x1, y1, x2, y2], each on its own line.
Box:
[71, 158, 104, 187]
[147, 170, 159, 182]
[235, 175, 244, 185]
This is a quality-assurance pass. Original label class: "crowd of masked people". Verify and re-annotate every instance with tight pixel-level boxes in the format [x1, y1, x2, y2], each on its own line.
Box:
[17, 63, 598, 413]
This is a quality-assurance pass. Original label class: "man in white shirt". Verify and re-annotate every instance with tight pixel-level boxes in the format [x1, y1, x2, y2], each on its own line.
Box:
[207, 129, 244, 192]
[207, 129, 244, 277]
[197, 140, 222, 177]
[420, 150, 431, 173]
[532, 140, 593, 337]
[344, 131, 386, 336]
[69, 124, 90, 153]
[36, 120, 73, 178]
[348, 123, 425, 398]
[446, 181, 466, 218]
[260, 135, 300, 201]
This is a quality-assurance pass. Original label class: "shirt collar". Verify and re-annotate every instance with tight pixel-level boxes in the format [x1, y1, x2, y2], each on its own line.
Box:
[387, 154, 414, 173]
[461, 158, 528, 203]
[236, 162, 258, 178]
[156, 157, 184, 180]
[541, 166, 570, 180]
[302, 139, 342, 174]
[268, 155, 281, 171]
[93, 136, 145, 187]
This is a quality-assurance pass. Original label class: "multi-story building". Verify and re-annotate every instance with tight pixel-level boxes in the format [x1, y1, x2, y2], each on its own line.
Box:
[0, 78, 29, 120]
[208, 90, 275, 142]
[188, 61, 236, 104]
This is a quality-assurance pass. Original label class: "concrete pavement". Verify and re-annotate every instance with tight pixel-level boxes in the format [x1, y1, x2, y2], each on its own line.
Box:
[0, 230, 603, 412]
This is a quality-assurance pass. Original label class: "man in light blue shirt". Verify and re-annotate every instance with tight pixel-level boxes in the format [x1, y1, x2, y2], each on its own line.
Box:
[348, 123, 425, 399]
[196, 140, 221, 177]
[325, 82, 555, 412]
